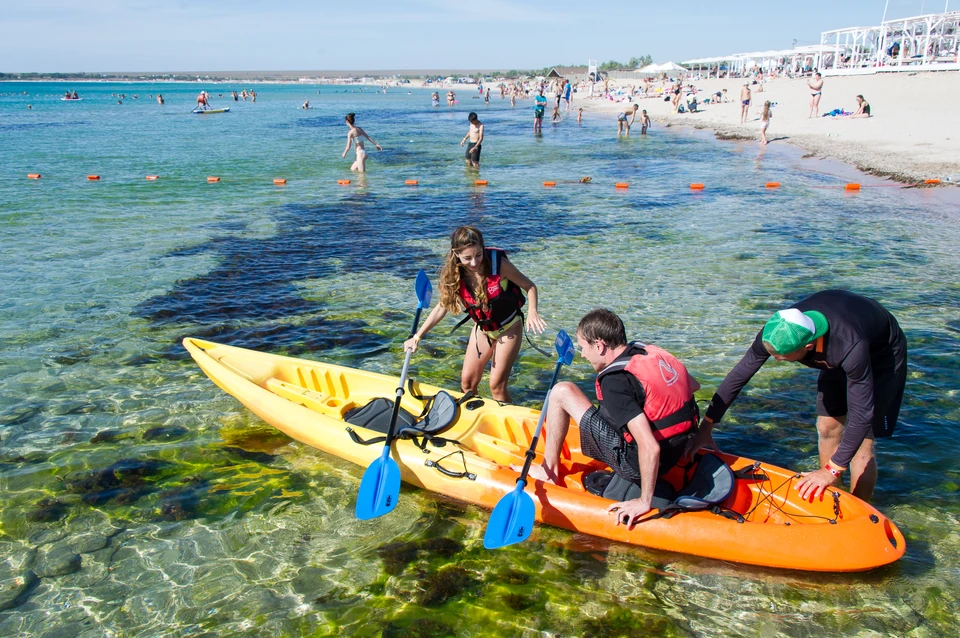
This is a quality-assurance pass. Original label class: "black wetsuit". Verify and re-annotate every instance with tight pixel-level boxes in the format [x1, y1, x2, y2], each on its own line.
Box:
[704, 290, 906, 468]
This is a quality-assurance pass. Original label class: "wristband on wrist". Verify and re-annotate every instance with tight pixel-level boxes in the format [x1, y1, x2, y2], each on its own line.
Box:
[413, 334, 421, 342]
[824, 462, 843, 477]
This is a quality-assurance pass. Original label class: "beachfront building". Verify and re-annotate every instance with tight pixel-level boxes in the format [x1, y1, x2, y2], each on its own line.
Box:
[683, 9, 959, 78]
[820, 10, 960, 74]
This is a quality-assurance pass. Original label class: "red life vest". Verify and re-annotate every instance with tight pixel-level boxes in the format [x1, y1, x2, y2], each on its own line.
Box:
[457, 248, 525, 332]
[595, 342, 698, 443]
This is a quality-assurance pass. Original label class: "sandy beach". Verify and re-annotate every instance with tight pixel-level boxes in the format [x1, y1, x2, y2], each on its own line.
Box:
[581, 72, 960, 184]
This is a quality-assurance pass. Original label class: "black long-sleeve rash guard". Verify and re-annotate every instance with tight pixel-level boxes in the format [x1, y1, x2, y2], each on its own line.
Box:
[704, 290, 903, 468]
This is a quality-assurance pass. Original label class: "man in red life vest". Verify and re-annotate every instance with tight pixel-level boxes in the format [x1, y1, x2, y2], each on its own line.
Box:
[527, 309, 702, 527]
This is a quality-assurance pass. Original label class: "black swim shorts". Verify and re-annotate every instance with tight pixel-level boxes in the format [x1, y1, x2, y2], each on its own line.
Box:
[465, 142, 481, 161]
[578, 406, 689, 482]
[815, 330, 907, 438]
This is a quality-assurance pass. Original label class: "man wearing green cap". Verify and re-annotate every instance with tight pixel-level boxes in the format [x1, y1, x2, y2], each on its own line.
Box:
[690, 290, 906, 501]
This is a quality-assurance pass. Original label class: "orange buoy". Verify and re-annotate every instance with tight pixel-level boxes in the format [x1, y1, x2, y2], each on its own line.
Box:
[27, 173, 41, 179]
[925, 179, 941, 185]
[690, 183, 705, 190]
[273, 178, 287, 185]
[614, 182, 629, 189]
[765, 182, 781, 188]
[405, 179, 419, 185]
[146, 175, 159, 181]
[87, 175, 100, 181]
[543, 181, 557, 187]
[475, 180, 488, 186]
[337, 179, 351, 185]
[207, 176, 221, 183]
[845, 183, 861, 191]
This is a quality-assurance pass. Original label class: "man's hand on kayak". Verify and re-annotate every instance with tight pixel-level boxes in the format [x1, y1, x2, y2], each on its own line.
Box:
[607, 499, 653, 528]
[795, 468, 835, 500]
[517, 462, 560, 485]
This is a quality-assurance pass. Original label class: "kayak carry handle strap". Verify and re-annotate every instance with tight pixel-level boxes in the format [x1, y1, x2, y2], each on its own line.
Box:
[425, 450, 476, 480]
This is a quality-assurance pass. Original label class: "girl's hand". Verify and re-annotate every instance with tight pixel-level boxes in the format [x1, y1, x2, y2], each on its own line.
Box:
[525, 310, 547, 335]
[341, 152, 347, 158]
[376, 144, 382, 151]
[403, 337, 420, 353]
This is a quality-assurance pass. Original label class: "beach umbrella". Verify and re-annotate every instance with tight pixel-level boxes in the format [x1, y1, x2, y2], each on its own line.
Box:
[657, 61, 686, 72]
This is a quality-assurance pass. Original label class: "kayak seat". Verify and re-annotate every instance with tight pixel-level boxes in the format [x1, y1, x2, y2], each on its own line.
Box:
[583, 453, 736, 520]
[345, 382, 474, 449]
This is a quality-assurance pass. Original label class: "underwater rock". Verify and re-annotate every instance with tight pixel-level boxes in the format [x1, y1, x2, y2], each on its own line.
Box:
[65, 458, 169, 506]
[34, 544, 81, 578]
[142, 425, 190, 441]
[381, 618, 456, 638]
[414, 565, 478, 607]
[0, 543, 37, 611]
[28, 498, 68, 523]
[90, 430, 121, 443]
[222, 446, 279, 464]
[291, 566, 333, 596]
[377, 537, 464, 575]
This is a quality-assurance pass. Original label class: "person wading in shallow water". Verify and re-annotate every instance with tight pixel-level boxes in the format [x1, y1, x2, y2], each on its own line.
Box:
[690, 290, 907, 502]
[403, 226, 546, 404]
[341, 112, 381, 173]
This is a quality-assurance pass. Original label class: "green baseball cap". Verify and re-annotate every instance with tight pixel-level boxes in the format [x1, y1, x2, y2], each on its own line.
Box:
[761, 308, 829, 355]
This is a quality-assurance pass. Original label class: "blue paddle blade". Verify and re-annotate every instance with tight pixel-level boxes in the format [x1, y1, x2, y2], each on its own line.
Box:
[556, 330, 575, 366]
[484, 480, 536, 549]
[355, 450, 402, 520]
[415, 270, 433, 308]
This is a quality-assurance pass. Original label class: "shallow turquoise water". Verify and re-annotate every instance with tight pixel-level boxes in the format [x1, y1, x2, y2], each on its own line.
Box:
[1, 81, 959, 636]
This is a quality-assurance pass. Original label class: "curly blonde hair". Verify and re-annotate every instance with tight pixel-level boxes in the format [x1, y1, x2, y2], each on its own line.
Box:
[438, 226, 490, 313]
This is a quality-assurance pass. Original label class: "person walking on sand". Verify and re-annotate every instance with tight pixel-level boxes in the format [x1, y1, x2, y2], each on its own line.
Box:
[341, 112, 382, 173]
[403, 226, 547, 404]
[739, 84, 751, 124]
[461, 112, 484, 169]
[808, 72, 823, 118]
[759, 100, 771, 146]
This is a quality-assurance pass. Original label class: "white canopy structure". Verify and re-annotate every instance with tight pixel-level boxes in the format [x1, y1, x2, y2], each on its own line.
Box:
[820, 10, 960, 75]
[683, 9, 959, 78]
[657, 61, 686, 72]
[634, 63, 661, 75]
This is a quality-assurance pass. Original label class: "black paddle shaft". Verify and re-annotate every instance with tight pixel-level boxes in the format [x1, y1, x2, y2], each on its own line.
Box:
[516, 357, 565, 484]
[383, 305, 425, 447]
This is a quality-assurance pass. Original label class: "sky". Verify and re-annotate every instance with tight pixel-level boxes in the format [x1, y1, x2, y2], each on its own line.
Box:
[1, 0, 951, 72]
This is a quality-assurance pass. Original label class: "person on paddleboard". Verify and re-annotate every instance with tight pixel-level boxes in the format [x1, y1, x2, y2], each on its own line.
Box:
[692, 290, 907, 501]
[196, 91, 209, 111]
[525, 309, 703, 526]
[403, 226, 546, 404]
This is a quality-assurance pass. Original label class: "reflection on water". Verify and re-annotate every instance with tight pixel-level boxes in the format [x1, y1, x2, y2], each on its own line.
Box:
[1, 82, 959, 636]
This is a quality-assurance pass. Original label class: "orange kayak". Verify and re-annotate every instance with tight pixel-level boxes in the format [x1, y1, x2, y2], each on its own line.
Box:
[183, 338, 905, 572]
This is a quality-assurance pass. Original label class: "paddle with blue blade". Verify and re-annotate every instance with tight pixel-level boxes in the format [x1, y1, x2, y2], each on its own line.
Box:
[355, 270, 433, 520]
[483, 329, 575, 549]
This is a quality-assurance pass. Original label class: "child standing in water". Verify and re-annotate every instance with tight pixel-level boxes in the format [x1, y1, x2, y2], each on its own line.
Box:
[640, 109, 650, 135]
[759, 101, 771, 146]
[403, 226, 546, 404]
[342, 113, 382, 172]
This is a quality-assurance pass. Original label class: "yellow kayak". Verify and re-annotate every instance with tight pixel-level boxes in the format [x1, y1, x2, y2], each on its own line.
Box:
[183, 337, 906, 572]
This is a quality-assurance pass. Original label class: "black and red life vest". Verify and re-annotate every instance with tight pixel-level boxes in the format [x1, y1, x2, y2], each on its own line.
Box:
[457, 248, 525, 332]
[596, 342, 699, 443]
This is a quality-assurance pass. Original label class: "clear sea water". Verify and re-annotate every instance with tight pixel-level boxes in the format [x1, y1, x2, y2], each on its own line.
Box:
[1, 81, 958, 636]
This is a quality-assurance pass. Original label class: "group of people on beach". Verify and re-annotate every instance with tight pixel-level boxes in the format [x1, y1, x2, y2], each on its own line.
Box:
[404, 226, 906, 524]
